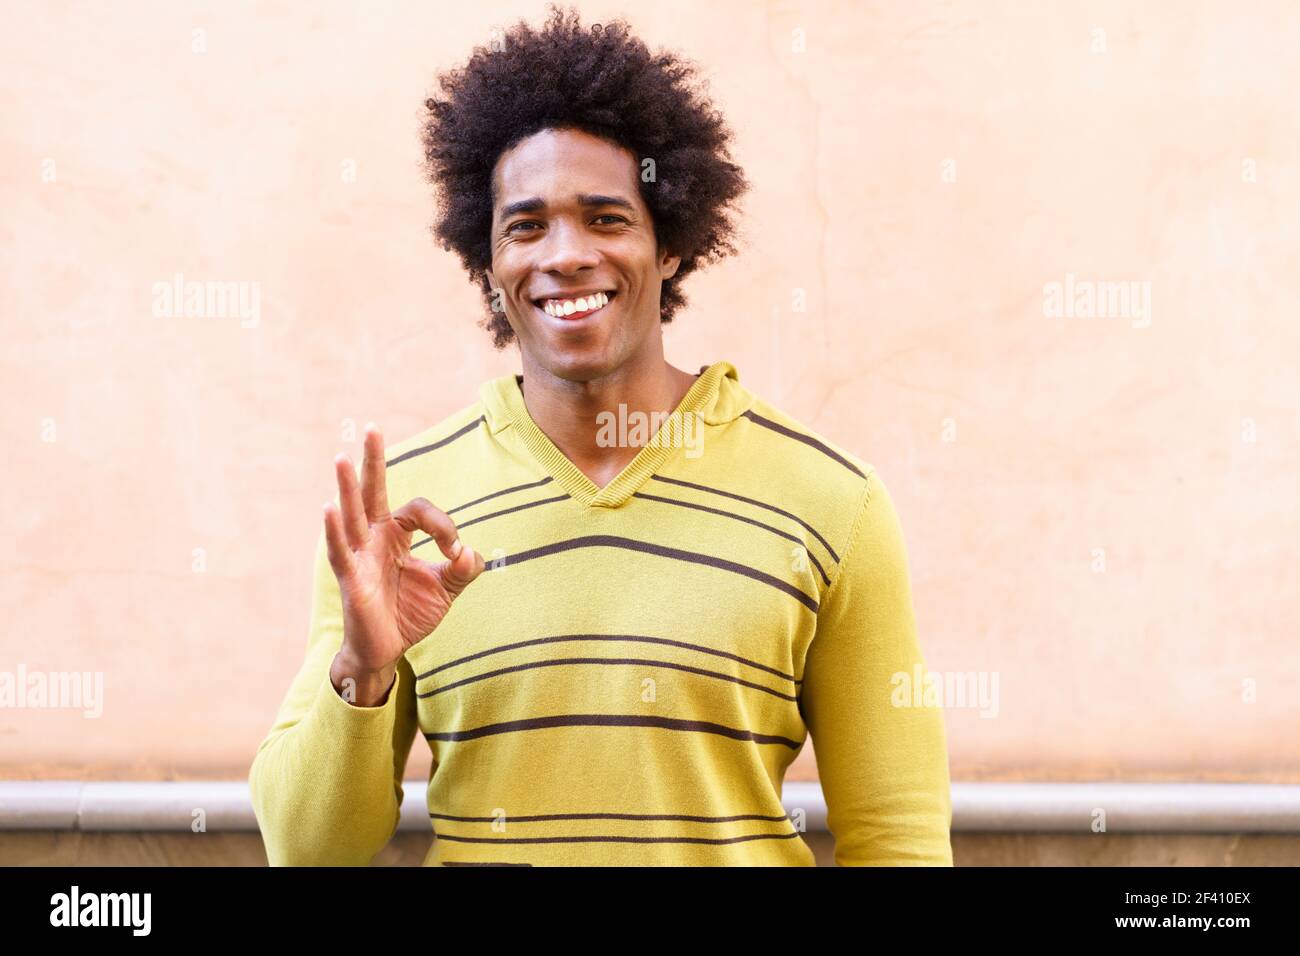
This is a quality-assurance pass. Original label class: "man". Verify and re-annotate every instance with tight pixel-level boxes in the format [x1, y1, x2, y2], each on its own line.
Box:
[249, 4, 953, 867]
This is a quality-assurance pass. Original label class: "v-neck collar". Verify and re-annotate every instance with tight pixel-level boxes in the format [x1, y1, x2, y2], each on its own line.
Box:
[479, 360, 746, 508]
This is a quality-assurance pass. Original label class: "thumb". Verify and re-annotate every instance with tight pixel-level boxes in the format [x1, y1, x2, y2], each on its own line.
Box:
[436, 539, 485, 597]
[391, 496, 485, 597]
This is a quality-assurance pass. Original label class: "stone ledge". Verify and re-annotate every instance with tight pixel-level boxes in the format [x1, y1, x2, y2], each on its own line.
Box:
[2, 782, 1299, 833]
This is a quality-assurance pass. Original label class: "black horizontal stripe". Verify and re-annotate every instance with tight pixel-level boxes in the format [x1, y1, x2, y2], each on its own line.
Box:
[446, 476, 554, 516]
[423, 713, 804, 749]
[498, 534, 819, 613]
[430, 810, 792, 823]
[385, 416, 484, 468]
[441, 860, 533, 866]
[416, 655, 798, 702]
[740, 408, 868, 480]
[649, 474, 841, 563]
[415, 633, 800, 685]
[432, 831, 802, 846]
[412, 494, 568, 545]
[631, 490, 831, 587]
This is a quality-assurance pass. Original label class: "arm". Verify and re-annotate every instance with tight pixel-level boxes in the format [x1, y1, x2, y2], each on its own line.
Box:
[248, 529, 420, 866]
[801, 469, 954, 866]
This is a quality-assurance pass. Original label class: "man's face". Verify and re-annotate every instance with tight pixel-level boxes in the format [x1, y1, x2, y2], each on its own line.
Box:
[485, 126, 680, 382]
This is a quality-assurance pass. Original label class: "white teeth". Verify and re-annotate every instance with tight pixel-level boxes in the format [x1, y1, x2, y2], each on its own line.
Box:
[542, 292, 609, 317]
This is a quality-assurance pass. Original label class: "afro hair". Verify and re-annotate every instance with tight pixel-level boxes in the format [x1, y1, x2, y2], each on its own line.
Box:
[421, 3, 751, 349]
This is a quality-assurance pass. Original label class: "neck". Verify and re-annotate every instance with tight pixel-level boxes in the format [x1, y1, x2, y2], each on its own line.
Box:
[517, 344, 699, 489]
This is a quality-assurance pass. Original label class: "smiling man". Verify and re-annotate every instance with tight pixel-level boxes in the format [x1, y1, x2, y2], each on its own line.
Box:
[249, 4, 954, 867]
[483, 125, 703, 490]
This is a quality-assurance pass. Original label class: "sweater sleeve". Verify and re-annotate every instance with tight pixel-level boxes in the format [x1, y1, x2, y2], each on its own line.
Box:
[248, 529, 421, 866]
[800, 468, 954, 866]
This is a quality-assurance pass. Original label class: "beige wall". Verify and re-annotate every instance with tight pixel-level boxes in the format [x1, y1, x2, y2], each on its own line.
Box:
[1, 0, 1296, 784]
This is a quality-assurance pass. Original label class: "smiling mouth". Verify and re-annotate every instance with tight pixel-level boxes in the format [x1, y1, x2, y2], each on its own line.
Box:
[532, 291, 616, 321]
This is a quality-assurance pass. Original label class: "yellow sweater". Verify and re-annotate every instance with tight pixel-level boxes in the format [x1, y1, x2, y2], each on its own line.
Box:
[248, 360, 953, 866]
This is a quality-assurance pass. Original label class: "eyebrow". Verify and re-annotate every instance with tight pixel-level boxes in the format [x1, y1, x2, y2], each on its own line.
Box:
[499, 194, 636, 218]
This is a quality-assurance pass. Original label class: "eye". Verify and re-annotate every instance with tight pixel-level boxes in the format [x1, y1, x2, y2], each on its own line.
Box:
[507, 220, 541, 233]
[595, 214, 627, 225]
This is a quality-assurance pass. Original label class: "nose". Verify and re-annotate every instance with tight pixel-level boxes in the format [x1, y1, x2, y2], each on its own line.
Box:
[535, 218, 600, 275]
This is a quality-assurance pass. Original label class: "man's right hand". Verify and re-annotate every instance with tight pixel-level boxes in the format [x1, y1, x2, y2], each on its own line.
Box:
[323, 423, 485, 706]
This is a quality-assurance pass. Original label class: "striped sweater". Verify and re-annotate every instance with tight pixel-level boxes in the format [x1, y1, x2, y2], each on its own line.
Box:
[249, 360, 954, 866]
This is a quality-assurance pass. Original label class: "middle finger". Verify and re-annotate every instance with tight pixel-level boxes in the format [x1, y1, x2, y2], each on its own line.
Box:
[361, 423, 392, 525]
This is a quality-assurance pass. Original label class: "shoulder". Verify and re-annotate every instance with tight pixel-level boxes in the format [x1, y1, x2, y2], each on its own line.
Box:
[734, 394, 914, 600]
[748, 387, 872, 482]
[709, 385, 881, 572]
[739, 393, 874, 483]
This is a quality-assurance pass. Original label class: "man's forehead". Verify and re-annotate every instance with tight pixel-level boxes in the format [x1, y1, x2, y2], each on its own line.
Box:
[494, 171, 640, 210]
[493, 133, 640, 209]
[496, 192, 638, 218]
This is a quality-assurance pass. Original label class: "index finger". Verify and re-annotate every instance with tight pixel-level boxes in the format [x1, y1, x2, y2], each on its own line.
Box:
[361, 422, 391, 524]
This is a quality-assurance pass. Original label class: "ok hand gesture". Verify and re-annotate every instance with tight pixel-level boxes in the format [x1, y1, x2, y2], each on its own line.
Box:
[324, 424, 485, 704]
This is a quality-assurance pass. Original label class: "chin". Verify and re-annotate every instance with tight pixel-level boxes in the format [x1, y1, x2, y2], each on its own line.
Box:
[515, 309, 644, 383]
[540, 351, 618, 383]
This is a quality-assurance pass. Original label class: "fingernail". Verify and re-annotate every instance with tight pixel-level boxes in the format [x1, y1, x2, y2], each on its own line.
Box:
[450, 538, 463, 559]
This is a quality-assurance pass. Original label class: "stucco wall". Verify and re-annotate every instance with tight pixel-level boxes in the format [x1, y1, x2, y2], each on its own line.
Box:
[1, 0, 1296, 784]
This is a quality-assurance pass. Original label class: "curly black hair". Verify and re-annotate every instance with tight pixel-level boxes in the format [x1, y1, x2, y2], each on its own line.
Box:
[421, 3, 750, 350]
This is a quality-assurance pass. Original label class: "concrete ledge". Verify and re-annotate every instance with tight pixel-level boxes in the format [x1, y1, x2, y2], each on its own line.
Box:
[6, 831, 1300, 867]
[953, 782, 1300, 832]
[1, 781, 1298, 833]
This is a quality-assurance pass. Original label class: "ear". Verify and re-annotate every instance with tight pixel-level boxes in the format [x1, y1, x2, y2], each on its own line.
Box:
[658, 246, 682, 281]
